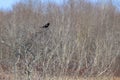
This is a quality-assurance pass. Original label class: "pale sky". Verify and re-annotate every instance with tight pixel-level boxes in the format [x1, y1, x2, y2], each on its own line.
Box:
[0, 0, 120, 10]
[0, 0, 20, 10]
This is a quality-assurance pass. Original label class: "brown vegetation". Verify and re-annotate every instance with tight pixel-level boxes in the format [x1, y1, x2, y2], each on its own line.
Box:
[0, 0, 120, 80]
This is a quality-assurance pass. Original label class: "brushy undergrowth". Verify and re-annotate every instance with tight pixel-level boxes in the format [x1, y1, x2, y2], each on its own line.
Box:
[0, 0, 120, 80]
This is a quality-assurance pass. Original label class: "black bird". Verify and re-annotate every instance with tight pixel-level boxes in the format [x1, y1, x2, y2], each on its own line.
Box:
[42, 23, 50, 28]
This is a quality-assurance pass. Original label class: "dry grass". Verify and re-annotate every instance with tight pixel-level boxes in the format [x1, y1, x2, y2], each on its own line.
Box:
[0, 72, 120, 80]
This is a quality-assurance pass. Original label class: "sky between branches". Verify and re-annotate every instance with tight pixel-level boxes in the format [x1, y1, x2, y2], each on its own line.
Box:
[0, 0, 120, 11]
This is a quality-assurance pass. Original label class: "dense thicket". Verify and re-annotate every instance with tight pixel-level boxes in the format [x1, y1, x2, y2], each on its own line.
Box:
[0, 0, 120, 79]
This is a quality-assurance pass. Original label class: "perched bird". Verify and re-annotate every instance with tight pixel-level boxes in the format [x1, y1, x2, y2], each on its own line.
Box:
[42, 23, 50, 28]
